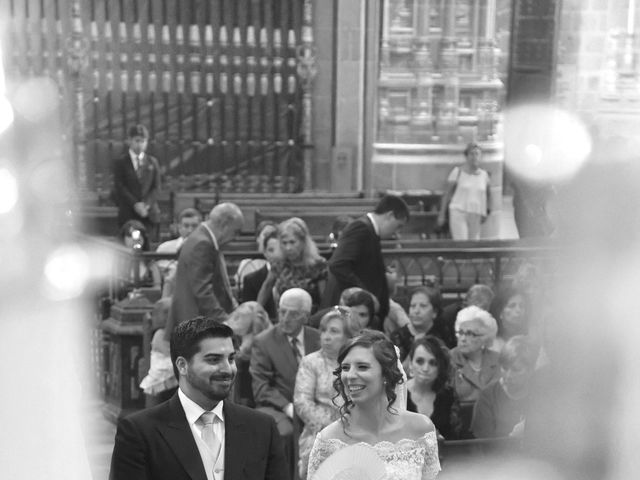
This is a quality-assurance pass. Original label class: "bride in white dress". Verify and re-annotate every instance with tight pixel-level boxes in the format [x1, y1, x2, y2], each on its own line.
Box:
[307, 330, 440, 480]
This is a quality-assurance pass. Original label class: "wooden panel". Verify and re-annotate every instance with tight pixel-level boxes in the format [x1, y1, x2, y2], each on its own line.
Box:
[507, 0, 559, 105]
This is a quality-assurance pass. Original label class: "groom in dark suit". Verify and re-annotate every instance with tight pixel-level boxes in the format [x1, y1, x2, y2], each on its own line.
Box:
[110, 318, 289, 480]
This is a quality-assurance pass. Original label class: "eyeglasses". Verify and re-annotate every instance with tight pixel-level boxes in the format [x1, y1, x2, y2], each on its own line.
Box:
[455, 329, 483, 338]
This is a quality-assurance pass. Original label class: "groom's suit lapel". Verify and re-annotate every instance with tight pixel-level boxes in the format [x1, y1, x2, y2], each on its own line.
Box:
[156, 394, 208, 480]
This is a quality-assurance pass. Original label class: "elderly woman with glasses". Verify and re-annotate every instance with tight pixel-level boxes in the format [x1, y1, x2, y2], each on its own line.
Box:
[293, 307, 360, 479]
[450, 306, 501, 436]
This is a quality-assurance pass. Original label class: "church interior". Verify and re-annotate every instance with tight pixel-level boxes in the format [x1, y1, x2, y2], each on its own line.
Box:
[0, 0, 639, 479]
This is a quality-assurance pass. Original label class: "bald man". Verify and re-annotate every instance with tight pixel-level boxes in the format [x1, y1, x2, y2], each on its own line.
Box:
[166, 203, 245, 338]
[250, 288, 321, 478]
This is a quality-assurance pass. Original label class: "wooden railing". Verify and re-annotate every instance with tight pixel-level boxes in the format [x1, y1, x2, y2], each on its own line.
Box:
[102, 239, 558, 306]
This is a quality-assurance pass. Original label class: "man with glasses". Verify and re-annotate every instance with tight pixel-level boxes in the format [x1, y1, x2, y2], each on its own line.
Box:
[250, 288, 321, 479]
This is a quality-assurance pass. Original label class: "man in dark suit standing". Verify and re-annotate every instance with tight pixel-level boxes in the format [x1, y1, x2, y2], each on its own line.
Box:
[166, 203, 244, 339]
[250, 288, 320, 478]
[110, 318, 289, 480]
[321, 194, 410, 321]
[111, 124, 161, 230]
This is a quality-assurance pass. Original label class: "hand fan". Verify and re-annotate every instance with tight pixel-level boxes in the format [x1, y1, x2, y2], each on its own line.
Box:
[311, 444, 386, 480]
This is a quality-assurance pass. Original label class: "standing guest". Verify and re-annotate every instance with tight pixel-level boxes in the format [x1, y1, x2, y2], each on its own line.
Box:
[440, 283, 495, 348]
[250, 288, 321, 478]
[258, 217, 327, 312]
[471, 335, 538, 438]
[307, 330, 440, 480]
[166, 203, 244, 339]
[110, 318, 289, 480]
[321, 194, 410, 320]
[111, 124, 161, 231]
[438, 142, 492, 240]
[294, 307, 360, 479]
[225, 301, 272, 407]
[450, 306, 500, 436]
[155, 207, 203, 283]
[241, 228, 281, 319]
[406, 336, 459, 440]
[391, 284, 448, 364]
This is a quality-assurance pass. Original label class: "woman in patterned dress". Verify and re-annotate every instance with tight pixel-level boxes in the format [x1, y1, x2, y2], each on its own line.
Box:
[258, 217, 327, 313]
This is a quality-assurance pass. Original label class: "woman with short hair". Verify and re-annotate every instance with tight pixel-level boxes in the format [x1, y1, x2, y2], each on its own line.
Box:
[225, 301, 272, 407]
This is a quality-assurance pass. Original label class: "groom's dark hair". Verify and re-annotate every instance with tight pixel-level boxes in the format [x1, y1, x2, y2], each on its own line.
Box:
[170, 316, 236, 378]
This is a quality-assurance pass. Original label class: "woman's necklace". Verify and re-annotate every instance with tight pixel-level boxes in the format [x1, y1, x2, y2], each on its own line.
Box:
[468, 359, 482, 372]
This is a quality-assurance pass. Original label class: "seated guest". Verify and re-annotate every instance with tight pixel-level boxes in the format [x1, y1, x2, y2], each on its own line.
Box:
[139, 298, 177, 406]
[440, 283, 495, 348]
[382, 265, 410, 337]
[342, 288, 379, 330]
[117, 219, 162, 298]
[391, 283, 449, 364]
[308, 286, 379, 330]
[406, 336, 459, 440]
[155, 207, 202, 282]
[294, 307, 360, 479]
[225, 301, 272, 407]
[471, 335, 537, 438]
[235, 220, 277, 289]
[240, 229, 281, 319]
[450, 306, 500, 435]
[258, 217, 327, 312]
[251, 288, 321, 478]
[490, 286, 531, 352]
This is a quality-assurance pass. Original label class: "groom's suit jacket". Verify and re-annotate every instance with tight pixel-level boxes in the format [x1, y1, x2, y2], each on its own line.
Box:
[109, 393, 289, 480]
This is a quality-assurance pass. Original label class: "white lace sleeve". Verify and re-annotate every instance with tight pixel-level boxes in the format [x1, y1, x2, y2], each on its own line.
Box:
[306, 433, 341, 479]
[421, 431, 441, 480]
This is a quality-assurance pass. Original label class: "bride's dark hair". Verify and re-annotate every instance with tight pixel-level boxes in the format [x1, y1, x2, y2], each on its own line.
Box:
[332, 329, 404, 427]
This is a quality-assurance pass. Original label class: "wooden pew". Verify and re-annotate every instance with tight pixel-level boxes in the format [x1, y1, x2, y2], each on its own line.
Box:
[254, 210, 441, 239]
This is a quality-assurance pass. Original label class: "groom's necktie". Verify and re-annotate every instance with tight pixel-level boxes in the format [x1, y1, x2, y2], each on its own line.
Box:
[198, 411, 221, 462]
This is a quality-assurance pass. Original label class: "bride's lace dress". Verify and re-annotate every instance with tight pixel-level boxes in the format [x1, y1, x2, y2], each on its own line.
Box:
[307, 430, 440, 480]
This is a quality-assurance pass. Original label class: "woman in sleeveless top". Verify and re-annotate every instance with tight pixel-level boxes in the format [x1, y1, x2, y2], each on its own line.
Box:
[438, 142, 492, 240]
[307, 330, 440, 480]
